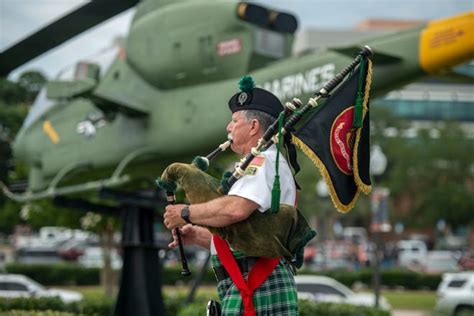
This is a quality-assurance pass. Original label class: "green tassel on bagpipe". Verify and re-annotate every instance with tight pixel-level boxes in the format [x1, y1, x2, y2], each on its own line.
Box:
[192, 156, 209, 171]
[353, 57, 367, 128]
[220, 171, 232, 194]
[156, 177, 177, 192]
[271, 175, 281, 214]
[270, 113, 285, 214]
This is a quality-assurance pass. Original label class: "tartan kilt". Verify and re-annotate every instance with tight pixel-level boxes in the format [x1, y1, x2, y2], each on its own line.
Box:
[211, 253, 298, 316]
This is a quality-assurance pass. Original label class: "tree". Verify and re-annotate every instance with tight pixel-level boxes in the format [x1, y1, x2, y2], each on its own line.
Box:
[0, 127, 12, 206]
[17, 70, 47, 102]
[0, 78, 27, 105]
[370, 106, 474, 229]
[0, 105, 28, 137]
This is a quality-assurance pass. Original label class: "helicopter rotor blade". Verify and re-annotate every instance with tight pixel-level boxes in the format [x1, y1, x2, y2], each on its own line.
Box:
[0, 0, 139, 77]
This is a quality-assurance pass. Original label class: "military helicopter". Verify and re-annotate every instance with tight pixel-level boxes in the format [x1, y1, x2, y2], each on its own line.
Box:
[1, 1, 473, 315]
[1, 0, 473, 202]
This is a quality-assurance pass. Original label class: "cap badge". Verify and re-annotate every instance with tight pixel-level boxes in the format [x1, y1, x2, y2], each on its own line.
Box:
[238, 92, 248, 105]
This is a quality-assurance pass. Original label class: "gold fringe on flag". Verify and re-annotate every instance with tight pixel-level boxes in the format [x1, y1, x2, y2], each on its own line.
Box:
[292, 135, 359, 213]
[353, 59, 373, 194]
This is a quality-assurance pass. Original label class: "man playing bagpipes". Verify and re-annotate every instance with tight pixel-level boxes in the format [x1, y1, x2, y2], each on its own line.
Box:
[162, 45, 373, 315]
[163, 76, 314, 316]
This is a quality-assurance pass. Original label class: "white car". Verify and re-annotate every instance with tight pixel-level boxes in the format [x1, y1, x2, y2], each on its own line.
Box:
[294, 275, 391, 311]
[0, 274, 83, 303]
[397, 239, 428, 268]
[435, 272, 474, 316]
[422, 251, 460, 274]
[78, 247, 122, 270]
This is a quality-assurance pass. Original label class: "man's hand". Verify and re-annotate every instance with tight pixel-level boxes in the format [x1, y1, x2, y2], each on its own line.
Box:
[163, 204, 187, 229]
[168, 224, 212, 250]
[168, 224, 196, 248]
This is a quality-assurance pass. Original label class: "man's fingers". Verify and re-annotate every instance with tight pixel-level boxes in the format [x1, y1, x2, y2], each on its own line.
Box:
[180, 224, 193, 234]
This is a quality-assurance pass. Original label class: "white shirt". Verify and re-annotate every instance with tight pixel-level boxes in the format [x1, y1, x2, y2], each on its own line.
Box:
[210, 145, 296, 254]
[228, 145, 296, 211]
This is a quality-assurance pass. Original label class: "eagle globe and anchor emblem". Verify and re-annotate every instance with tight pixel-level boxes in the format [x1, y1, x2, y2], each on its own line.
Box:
[330, 106, 358, 175]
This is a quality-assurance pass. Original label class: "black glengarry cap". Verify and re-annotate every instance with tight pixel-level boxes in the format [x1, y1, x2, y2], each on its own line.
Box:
[228, 75, 283, 118]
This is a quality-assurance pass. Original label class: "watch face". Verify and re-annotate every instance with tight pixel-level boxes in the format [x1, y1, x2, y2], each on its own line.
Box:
[181, 206, 191, 223]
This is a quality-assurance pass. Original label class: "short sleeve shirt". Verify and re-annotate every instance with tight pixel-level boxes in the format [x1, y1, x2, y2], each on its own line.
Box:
[228, 145, 296, 211]
[210, 145, 296, 254]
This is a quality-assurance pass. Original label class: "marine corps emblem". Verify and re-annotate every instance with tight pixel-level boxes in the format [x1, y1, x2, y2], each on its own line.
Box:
[330, 107, 355, 175]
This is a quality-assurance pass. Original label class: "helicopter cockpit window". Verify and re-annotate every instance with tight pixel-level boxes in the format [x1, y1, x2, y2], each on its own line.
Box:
[22, 88, 55, 129]
[254, 29, 285, 59]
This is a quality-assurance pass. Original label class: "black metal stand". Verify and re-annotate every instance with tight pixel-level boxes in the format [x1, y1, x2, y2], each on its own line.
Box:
[54, 191, 167, 316]
[113, 204, 165, 316]
[372, 231, 381, 309]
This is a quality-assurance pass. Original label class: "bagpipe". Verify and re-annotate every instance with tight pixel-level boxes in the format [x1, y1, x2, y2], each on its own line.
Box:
[157, 46, 373, 276]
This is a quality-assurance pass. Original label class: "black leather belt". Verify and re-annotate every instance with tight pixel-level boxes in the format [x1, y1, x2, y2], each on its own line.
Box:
[212, 256, 258, 282]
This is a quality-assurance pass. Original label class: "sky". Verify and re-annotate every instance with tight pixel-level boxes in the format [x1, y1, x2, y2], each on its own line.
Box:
[1, 0, 473, 80]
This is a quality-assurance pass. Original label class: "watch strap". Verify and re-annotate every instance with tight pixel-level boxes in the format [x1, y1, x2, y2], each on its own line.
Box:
[181, 205, 192, 224]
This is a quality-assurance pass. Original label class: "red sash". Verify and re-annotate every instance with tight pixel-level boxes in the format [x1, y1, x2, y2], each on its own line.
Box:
[213, 235, 280, 316]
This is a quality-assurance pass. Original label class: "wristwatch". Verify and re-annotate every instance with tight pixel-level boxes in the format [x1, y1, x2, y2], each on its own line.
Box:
[180, 205, 193, 224]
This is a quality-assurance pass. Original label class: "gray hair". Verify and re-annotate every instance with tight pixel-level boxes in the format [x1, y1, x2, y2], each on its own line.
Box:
[240, 110, 275, 133]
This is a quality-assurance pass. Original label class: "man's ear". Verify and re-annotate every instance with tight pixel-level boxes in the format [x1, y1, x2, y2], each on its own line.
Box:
[249, 119, 260, 136]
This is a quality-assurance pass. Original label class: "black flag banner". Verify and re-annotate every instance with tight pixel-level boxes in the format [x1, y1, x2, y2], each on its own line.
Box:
[292, 59, 373, 212]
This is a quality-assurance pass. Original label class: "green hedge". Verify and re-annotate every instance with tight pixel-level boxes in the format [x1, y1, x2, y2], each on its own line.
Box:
[0, 297, 114, 315]
[311, 268, 442, 290]
[6, 263, 442, 290]
[299, 300, 390, 316]
[0, 311, 74, 316]
[161, 265, 216, 285]
[5, 263, 100, 286]
[0, 296, 390, 316]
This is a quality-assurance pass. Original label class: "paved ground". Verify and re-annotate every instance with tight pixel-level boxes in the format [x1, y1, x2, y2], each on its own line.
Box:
[393, 310, 429, 316]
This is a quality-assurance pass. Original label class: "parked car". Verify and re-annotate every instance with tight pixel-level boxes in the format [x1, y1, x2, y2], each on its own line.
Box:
[435, 272, 474, 316]
[15, 246, 63, 264]
[0, 274, 83, 303]
[397, 239, 427, 268]
[58, 239, 99, 261]
[78, 247, 122, 269]
[294, 275, 391, 311]
[422, 251, 460, 274]
[311, 253, 354, 271]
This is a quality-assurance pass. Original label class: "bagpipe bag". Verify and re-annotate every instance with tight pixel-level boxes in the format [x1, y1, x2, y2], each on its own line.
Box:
[159, 162, 316, 265]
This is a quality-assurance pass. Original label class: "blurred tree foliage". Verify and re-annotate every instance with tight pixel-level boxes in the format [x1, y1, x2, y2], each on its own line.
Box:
[0, 105, 29, 136]
[0, 78, 27, 104]
[0, 71, 48, 230]
[371, 106, 474, 229]
[18, 70, 47, 102]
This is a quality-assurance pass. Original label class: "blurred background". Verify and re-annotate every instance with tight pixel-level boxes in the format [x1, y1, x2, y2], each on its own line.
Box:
[1, 1, 473, 315]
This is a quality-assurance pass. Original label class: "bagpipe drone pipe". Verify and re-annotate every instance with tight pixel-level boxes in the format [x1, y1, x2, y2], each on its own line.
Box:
[157, 46, 373, 274]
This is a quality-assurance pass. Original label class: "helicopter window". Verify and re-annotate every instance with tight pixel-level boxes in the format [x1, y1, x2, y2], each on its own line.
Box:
[22, 88, 55, 129]
[254, 29, 285, 59]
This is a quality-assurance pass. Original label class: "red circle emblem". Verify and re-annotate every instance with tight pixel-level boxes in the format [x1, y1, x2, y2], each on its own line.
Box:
[330, 107, 355, 175]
